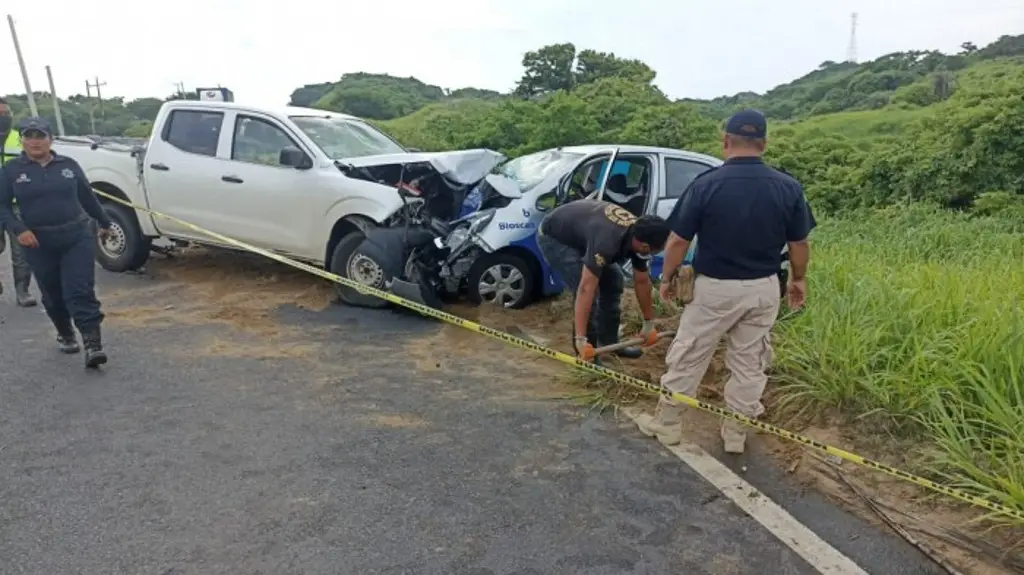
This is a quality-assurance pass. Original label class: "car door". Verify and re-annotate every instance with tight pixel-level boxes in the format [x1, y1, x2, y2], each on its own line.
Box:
[555, 148, 619, 206]
[219, 112, 318, 256]
[142, 108, 229, 241]
[656, 156, 715, 220]
[647, 155, 716, 279]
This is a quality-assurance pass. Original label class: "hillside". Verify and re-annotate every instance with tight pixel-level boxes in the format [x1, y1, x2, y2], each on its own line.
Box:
[3, 33, 1022, 218]
[369, 34, 1024, 217]
[287, 73, 503, 120]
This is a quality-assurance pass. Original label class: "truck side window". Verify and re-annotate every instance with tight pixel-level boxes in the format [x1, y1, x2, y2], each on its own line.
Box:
[232, 116, 297, 166]
[162, 110, 224, 157]
[664, 158, 713, 199]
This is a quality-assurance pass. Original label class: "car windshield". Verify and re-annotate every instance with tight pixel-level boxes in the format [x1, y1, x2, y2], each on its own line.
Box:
[290, 115, 406, 159]
[493, 149, 585, 192]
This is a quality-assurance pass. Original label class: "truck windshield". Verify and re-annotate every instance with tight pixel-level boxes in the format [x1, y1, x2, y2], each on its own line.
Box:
[493, 149, 585, 193]
[290, 116, 406, 159]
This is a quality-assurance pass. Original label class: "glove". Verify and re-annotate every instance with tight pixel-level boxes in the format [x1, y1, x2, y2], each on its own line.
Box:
[574, 336, 596, 362]
[639, 320, 658, 346]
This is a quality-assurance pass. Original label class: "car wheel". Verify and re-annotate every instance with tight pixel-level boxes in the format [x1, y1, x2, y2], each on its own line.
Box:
[329, 231, 390, 309]
[95, 202, 152, 272]
[467, 253, 535, 309]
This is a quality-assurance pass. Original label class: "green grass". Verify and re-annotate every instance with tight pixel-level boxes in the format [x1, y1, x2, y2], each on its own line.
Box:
[779, 106, 933, 142]
[773, 204, 1024, 523]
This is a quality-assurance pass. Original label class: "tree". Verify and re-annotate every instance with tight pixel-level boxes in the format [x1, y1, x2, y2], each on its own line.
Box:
[289, 82, 336, 107]
[514, 43, 578, 98]
[959, 41, 978, 55]
[573, 49, 656, 86]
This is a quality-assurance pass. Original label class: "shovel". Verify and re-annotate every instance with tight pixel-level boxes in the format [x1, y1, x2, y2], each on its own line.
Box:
[389, 277, 445, 310]
[592, 331, 675, 358]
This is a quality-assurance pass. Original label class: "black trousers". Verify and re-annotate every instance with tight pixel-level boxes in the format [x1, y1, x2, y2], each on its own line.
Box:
[0, 206, 34, 290]
[22, 219, 104, 333]
[537, 234, 623, 347]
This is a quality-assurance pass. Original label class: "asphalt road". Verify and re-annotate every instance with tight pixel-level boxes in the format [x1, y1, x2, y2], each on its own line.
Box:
[0, 257, 944, 575]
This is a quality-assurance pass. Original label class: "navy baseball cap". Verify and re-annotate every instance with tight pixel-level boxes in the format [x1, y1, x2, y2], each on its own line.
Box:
[725, 109, 767, 139]
[18, 116, 52, 136]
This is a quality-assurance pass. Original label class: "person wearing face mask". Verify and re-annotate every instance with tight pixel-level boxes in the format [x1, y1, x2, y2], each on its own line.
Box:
[0, 98, 38, 307]
[0, 117, 115, 368]
[537, 199, 670, 364]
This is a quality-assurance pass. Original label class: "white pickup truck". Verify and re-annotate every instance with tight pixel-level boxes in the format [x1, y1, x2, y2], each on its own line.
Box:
[52, 100, 503, 305]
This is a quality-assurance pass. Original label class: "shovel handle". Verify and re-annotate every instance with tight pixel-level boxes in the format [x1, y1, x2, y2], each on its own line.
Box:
[592, 331, 675, 357]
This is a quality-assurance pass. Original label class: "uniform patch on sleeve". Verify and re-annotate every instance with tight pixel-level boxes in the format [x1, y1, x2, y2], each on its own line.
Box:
[594, 253, 606, 267]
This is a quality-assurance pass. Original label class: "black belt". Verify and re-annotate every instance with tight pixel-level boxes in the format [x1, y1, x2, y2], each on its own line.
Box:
[31, 214, 90, 232]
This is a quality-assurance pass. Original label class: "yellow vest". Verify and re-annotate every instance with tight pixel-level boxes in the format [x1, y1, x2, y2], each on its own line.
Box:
[1, 130, 18, 163]
[2, 131, 20, 204]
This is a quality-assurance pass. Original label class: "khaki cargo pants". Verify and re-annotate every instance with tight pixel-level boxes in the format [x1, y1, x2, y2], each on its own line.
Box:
[661, 274, 780, 418]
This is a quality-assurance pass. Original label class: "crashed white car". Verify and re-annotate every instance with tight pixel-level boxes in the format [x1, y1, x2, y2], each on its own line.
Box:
[51, 99, 504, 303]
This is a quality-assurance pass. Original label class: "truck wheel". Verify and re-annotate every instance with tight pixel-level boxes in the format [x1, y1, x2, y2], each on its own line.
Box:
[467, 253, 535, 309]
[96, 202, 152, 272]
[329, 232, 389, 309]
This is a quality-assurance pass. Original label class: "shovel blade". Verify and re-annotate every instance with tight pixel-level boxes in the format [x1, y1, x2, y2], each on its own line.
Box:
[389, 277, 447, 311]
[390, 278, 428, 305]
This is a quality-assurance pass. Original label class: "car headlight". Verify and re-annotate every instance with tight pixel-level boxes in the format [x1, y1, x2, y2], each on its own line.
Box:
[446, 227, 470, 250]
[467, 208, 496, 233]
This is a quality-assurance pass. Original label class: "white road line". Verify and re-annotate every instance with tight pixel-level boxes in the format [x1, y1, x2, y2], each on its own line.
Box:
[620, 409, 868, 575]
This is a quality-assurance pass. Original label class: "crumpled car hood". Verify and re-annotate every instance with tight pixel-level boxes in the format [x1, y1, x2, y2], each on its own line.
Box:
[337, 149, 507, 187]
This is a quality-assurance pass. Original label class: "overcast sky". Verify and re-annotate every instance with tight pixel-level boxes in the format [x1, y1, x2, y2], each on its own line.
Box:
[1, 0, 1021, 107]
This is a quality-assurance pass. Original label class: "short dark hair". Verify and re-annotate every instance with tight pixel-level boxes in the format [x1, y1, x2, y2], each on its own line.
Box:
[724, 133, 766, 150]
[633, 215, 670, 249]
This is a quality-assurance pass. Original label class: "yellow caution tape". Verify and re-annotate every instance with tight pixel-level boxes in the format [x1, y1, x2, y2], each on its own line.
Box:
[93, 189, 1024, 523]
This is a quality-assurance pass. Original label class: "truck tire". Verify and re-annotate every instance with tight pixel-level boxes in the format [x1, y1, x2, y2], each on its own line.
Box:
[96, 202, 152, 272]
[329, 231, 389, 309]
[467, 252, 535, 309]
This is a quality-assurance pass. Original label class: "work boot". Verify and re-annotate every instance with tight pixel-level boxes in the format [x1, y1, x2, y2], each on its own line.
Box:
[721, 418, 748, 454]
[14, 278, 36, 307]
[82, 327, 108, 368]
[635, 395, 685, 445]
[56, 330, 81, 354]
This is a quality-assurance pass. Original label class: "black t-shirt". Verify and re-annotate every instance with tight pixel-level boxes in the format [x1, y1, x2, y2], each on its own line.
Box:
[540, 199, 649, 276]
[668, 157, 814, 280]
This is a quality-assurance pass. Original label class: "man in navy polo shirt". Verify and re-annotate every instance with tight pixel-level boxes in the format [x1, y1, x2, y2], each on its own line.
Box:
[634, 109, 814, 454]
[0, 117, 115, 368]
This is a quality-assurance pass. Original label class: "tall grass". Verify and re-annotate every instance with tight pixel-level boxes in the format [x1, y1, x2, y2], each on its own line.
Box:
[773, 204, 1024, 522]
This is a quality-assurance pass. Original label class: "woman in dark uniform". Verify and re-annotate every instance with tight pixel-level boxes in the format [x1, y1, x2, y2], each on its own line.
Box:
[0, 117, 114, 368]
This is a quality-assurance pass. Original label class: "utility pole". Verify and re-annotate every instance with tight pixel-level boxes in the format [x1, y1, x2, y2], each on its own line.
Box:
[45, 66, 66, 136]
[846, 12, 859, 64]
[86, 77, 107, 117]
[7, 15, 39, 116]
[85, 77, 106, 135]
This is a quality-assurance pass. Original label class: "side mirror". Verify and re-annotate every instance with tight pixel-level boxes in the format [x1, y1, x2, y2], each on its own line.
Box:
[280, 146, 312, 169]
